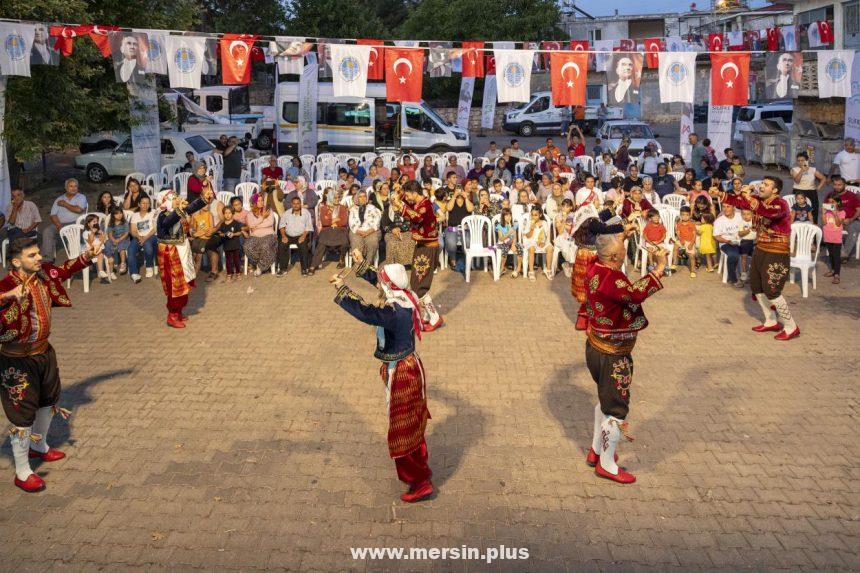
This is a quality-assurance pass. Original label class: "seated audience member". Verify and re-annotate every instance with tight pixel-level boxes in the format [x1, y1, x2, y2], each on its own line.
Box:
[348, 189, 381, 265]
[4, 188, 41, 241]
[653, 163, 676, 199]
[312, 188, 350, 270]
[443, 186, 474, 272]
[397, 154, 417, 180]
[443, 156, 467, 183]
[371, 157, 390, 180]
[286, 157, 310, 182]
[791, 192, 815, 223]
[642, 208, 667, 271]
[713, 202, 744, 287]
[676, 169, 696, 197]
[244, 193, 277, 276]
[277, 196, 313, 276]
[622, 165, 644, 193]
[122, 178, 149, 211]
[494, 208, 522, 276]
[495, 159, 513, 186]
[621, 186, 652, 219]
[128, 195, 157, 283]
[522, 206, 553, 281]
[261, 156, 284, 181]
[182, 151, 196, 172]
[553, 198, 576, 275]
[419, 156, 439, 183]
[347, 158, 366, 183]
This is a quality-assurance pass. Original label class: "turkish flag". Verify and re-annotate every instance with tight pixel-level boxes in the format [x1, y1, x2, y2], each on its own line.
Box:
[541, 41, 562, 69]
[550, 52, 588, 106]
[766, 28, 780, 51]
[569, 40, 589, 52]
[485, 53, 496, 76]
[88, 25, 119, 57]
[385, 48, 423, 102]
[461, 41, 484, 78]
[221, 34, 257, 84]
[708, 33, 724, 52]
[357, 39, 384, 80]
[615, 38, 635, 52]
[50, 25, 83, 56]
[710, 53, 749, 106]
[818, 20, 834, 44]
[643, 38, 664, 69]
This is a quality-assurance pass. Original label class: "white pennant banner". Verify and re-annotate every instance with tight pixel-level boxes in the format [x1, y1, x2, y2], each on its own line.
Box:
[330, 44, 370, 98]
[0, 22, 35, 77]
[165, 36, 206, 89]
[818, 50, 855, 98]
[658, 52, 696, 104]
[494, 49, 534, 103]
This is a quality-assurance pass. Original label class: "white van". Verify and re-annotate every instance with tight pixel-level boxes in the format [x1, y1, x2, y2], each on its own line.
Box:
[502, 89, 622, 136]
[274, 82, 470, 155]
[733, 101, 793, 145]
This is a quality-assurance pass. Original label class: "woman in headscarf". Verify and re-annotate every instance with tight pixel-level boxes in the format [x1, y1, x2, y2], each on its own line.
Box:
[382, 189, 416, 266]
[331, 250, 433, 503]
[243, 192, 278, 276]
[186, 161, 208, 202]
[156, 185, 213, 328]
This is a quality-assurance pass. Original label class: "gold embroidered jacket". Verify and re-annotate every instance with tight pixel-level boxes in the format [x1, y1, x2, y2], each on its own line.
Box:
[0, 255, 89, 343]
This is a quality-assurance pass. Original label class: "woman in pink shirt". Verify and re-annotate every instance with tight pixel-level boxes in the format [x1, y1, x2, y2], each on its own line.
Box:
[243, 194, 277, 275]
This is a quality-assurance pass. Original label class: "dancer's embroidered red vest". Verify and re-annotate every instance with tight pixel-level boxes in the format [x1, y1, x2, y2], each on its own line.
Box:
[401, 197, 438, 244]
[0, 256, 89, 344]
[585, 263, 663, 354]
[722, 193, 790, 254]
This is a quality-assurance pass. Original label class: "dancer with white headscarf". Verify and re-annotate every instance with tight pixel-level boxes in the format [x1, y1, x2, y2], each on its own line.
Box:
[331, 249, 433, 503]
[156, 186, 213, 328]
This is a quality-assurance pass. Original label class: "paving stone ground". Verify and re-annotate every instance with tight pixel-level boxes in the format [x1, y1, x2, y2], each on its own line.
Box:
[0, 251, 858, 572]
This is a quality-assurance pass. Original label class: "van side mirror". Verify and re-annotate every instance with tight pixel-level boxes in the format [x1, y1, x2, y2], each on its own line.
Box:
[654, 134, 660, 139]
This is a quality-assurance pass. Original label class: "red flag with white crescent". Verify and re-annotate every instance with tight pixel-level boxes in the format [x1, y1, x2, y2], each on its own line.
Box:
[50, 25, 83, 56]
[540, 41, 561, 70]
[818, 20, 833, 44]
[708, 33, 724, 52]
[357, 39, 384, 80]
[88, 25, 120, 57]
[569, 40, 589, 52]
[710, 53, 749, 106]
[615, 39, 634, 52]
[550, 51, 588, 107]
[485, 53, 496, 76]
[385, 48, 423, 102]
[644, 38, 664, 69]
[766, 28, 780, 51]
[221, 33, 257, 84]
[461, 41, 484, 78]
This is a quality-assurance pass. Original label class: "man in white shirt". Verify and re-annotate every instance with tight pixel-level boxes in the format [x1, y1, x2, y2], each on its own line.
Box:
[348, 190, 381, 265]
[277, 196, 314, 276]
[713, 203, 745, 287]
[41, 179, 88, 262]
[830, 138, 859, 185]
[4, 188, 42, 241]
[485, 141, 501, 162]
[508, 139, 525, 159]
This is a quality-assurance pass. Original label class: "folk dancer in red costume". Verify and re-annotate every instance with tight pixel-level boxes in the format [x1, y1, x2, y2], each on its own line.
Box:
[584, 233, 666, 484]
[156, 185, 214, 328]
[0, 237, 101, 492]
[332, 250, 433, 502]
[716, 176, 799, 340]
[570, 204, 636, 330]
[398, 180, 443, 332]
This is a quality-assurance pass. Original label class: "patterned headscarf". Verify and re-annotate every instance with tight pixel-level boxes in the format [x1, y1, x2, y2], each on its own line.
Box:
[378, 264, 422, 340]
[157, 189, 177, 211]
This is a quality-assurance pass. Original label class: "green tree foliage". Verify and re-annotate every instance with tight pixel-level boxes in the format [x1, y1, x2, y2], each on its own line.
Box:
[284, 0, 385, 38]
[199, 0, 288, 35]
[399, 0, 563, 41]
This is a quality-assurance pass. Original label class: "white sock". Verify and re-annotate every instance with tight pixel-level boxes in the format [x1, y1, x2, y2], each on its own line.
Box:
[770, 296, 797, 333]
[9, 428, 35, 481]
[599, 417, 622, 475]
[30, 407, 53, 454]
[591, 404, 603, 453]
[756, 294, 778, 326]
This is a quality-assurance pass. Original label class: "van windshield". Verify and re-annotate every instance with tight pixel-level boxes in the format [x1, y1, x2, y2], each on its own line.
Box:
[185, 135, 215, 153]
[606, 125, 654, 140]
[421, 104, 449, 128]
[737, 108, 756, 122]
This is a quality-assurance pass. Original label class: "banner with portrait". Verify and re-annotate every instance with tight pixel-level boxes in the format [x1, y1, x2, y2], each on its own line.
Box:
[764, 52, 802, 100]
[109, 31, 149, 83]
[428, 42, 452, 78]
[31, 23, 60, 66]
[606, 53, 643, 107]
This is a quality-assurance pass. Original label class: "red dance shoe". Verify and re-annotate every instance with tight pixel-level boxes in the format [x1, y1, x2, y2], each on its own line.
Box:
[400, 481, 434, 503]
[575, 315, 588, 331]
[29, 448, 66, 462]
[595, 462, 636, 484]
[585, 448, 618, 468]
[14, 474, 45, 493]
[751, 323, 781, 333]
[775, 326, 800, 341]
[422, 317, 444, 333]
[166, 313, 186, 329]
[178, 312, 189, 322]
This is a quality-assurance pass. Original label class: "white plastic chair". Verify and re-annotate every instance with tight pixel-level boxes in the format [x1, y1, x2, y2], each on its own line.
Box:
[783, 194, 796, 210]
[430, 177, 442, 190]
[161, 164, 182, 183]
[379, 152, 398, 170]
[277, 155, 293, 172]
[638, 207, 677, 277]
[669, 172, 685, 182]
[125, 172, 145, 188]
[144, 173, 164, 191]
[139, 185, 155, 200]
[216, 191, 234, 207]
[460, 215, 498, 282]
[789, 223, 822, 298]
[662, 194, 687, 210]
[235, 182, 260, 209]
[173, 172, 191, 198]
[300, 154, 316, 170]
[315, 180, 338, 195]
[240, 170, 254, 184]
[0, 238, 8, 267]
[457, 152, 473, 166]
[575, 155, 595, 175]
[518, 213, 552, 278]
[59, 224, 90, 293]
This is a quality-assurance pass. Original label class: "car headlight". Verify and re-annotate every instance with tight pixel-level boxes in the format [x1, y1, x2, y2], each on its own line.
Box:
[454, 132, 467, 141]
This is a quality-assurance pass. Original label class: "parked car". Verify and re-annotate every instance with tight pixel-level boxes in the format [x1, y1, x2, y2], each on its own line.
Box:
[733, 101, 793, 145]
[75, 132, 216, 183]
[502, 90, 622, 136]
[597, 120, 662, 158]
[79, 131, 128, 154]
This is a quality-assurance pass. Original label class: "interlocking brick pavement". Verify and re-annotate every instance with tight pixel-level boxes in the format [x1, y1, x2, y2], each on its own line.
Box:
[0, 257, 858, 572]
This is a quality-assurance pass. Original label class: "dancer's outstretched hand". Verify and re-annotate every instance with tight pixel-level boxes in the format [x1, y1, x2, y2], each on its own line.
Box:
[351, 249, 364, 265]
[0, 285, 25, 304]
[330, 274, 343, 289]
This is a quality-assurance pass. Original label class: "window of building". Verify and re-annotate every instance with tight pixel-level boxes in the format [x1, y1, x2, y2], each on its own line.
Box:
[796, 5, 834, 50]
[845, 0, 859, 48]
[205, 97, 223, 113]
[588, 29, 602, 43]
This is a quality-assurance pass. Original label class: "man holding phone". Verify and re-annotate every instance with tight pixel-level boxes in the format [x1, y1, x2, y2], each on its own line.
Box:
[716, 176, 799, 341]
